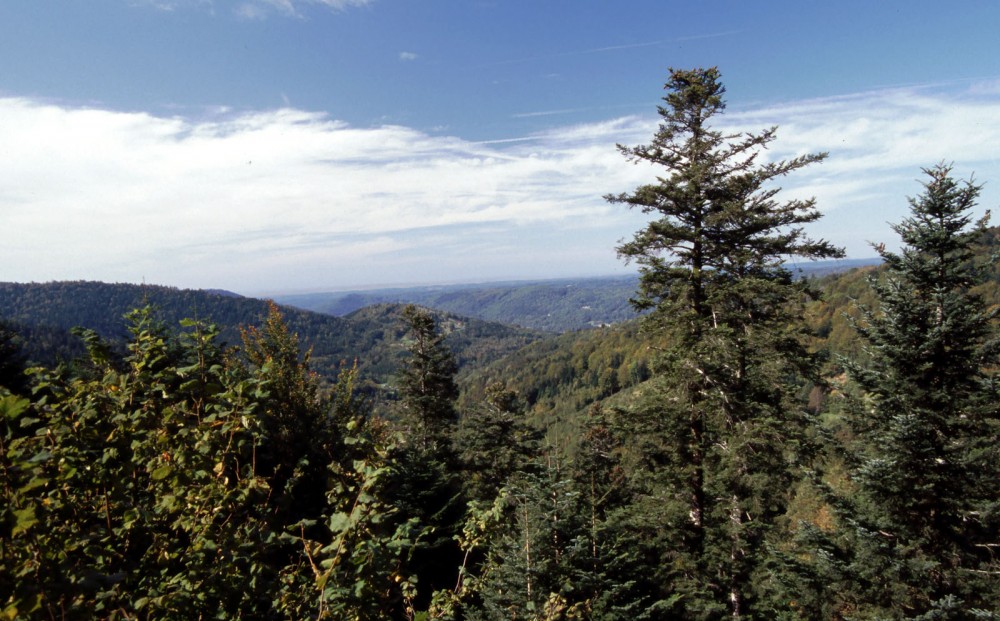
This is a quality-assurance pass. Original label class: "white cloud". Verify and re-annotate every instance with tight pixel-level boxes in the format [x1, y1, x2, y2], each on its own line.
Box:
[716, 86, 1000, 255]
[137, 0, 373, 18]
[307, 0, 372, 8]
[399, 52, 418, 61]
[129, 0, 206, 10]
[0, 98, 648, 291]
[236, 0, 372, 18]
[1, 84, 998, 292]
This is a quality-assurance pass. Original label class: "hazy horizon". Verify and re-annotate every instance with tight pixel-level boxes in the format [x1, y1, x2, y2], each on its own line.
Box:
[1, 2, 996, 293]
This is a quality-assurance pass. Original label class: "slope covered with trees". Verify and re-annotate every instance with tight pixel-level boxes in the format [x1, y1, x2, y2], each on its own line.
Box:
[0, 282, 543, 401]
[275, 276, 644, 332]
[276, 262, 875, 334]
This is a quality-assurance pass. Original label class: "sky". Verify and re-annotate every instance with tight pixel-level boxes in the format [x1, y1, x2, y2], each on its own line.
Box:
[1, 1, 999, 295]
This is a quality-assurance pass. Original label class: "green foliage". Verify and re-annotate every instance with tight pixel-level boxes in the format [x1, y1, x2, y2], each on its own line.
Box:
[459, 433, 645, 621]
[455, 382, 543, 504]
[807, 165, 1000, 619]
[464, 460, 592, 621]
[0, 304, 416, 619]
[381, 305, 469, 613]
[606, 66, 842, 618]
[0, 282, 543, 411]
[397, 305, 460, 457]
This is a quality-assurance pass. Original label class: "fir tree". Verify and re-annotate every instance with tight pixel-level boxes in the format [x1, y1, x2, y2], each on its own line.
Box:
[455, 382, 542, 504]
[821, 164, 1000, 618]
[398, 304, 460, 458]
[465, 454, 591, 621]
[390, 305, 466, 612]
[606, 66, 842, 618]
[572, 403, 649, 620]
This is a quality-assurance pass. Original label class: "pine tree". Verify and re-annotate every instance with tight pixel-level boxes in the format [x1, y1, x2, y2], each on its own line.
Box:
[606, 67, 842, 617]
[822, 164, 1000, 618]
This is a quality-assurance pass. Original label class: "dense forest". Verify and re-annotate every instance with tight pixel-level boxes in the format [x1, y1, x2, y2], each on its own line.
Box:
[0, 283, 544, 402]
[3, 68, 999, 619]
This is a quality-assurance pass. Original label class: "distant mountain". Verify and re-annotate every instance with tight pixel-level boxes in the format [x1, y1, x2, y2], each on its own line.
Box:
[274, 275, 641, 332]
[202, 288, 243, 298]
[273, 260, 881, 333]
[0, 282, 544, 395]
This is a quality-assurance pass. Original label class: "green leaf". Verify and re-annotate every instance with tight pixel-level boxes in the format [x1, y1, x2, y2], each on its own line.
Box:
[151, 465, 172, 481]
[12, 506, 37, 536]
[328, 512, 352, 532]
[18, 476, 47, 493]
[27, 450, 52, 464]
[1, 393, 30, 419]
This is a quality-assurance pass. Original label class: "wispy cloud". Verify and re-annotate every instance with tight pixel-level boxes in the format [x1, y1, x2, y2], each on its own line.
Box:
[138, 0, 373, 18]
[485, 31, 740, 67]
[0, 100, 650, 290]
[399, 51, 418, 61]
[511, 108, 584, 119]
[252, 0, 373, 16]
[129, 0, 213, 10]
[719, 82, 1000, 253]
[2, 83, 998, 292]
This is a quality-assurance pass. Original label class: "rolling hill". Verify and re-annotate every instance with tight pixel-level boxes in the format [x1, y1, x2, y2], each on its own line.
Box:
[272, 259, 880, 332]
[0, 281, 544, 397]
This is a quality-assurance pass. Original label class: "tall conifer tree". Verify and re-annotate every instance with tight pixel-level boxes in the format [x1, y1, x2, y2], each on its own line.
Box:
[398, 305, 460, 457]
[823, 165, 1000, 618]
[607, 67, 842, 618]
[392, 305, 466, 612]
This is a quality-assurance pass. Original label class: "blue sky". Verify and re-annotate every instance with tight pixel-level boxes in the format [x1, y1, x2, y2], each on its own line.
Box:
[2, 1, 999, 294]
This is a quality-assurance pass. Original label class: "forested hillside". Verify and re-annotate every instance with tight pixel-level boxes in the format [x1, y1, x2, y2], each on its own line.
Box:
[3, 69, 999, 620]
[275, 276, 643, 332]
[0, 282, 543, 396]
[472, 225, 1000, 453]
[275, 260, 876, 333]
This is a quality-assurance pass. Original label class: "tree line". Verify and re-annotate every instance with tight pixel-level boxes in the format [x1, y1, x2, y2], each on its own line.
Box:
[2, 67, 999, 619]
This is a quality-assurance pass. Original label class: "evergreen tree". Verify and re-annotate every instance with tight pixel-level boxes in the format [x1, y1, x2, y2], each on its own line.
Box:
[571, 404, 648, 620]
[606, 66, 842, 617]
[398, 304, 460, 457]
[816, 164, 1000, 618]
[465, 453, 591, 621]
[455, 382, 542, 504]
[239, 301, 339, 528]
[390, 305, 466, 613]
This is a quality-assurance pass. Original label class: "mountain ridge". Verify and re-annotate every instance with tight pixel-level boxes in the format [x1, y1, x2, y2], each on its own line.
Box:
[271, 259, 880, 332]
